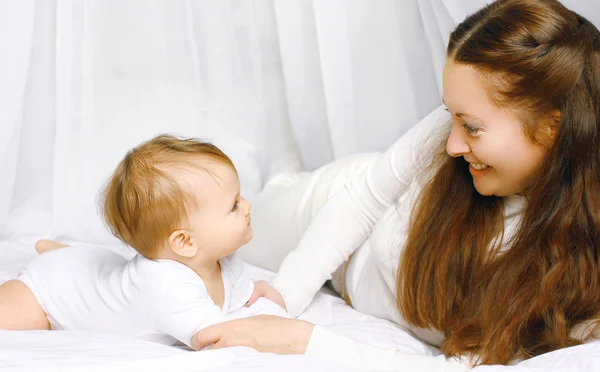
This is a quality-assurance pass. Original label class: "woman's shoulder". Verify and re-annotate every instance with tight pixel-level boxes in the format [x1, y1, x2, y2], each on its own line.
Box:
[391, 105, 451, 159]
[371, 106, 450, 193]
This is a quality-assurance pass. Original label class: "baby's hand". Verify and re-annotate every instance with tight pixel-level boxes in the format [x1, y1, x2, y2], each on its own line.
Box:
[246, 281, 287, 311]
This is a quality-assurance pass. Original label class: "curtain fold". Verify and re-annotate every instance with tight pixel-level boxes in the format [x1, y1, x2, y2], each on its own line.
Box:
[1, 0, 598, 244]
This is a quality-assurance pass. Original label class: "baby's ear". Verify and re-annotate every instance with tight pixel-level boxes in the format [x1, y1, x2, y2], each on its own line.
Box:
[168, 230, 198, 258]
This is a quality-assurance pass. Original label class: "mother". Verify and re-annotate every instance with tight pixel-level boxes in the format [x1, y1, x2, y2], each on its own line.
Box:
[195, 0, 600, 369]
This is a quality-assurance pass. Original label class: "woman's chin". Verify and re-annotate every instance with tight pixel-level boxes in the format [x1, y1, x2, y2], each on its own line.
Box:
[473, 181, 496, 197]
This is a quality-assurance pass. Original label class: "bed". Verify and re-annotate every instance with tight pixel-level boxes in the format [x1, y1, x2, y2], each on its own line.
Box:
[1, 240, 599, 372]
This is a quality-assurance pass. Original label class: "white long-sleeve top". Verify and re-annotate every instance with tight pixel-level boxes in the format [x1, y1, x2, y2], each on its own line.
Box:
[271, 106, 521, 322]
[307, 326, 468, 372]
[272, 106, 526, 370]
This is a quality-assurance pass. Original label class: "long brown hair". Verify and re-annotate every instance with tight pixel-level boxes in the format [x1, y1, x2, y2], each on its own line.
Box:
[397, 0, 600, 364]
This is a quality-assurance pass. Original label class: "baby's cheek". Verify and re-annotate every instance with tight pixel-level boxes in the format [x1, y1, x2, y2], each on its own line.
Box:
[242, 225, 253, 242]
[230, 225, 248, 242]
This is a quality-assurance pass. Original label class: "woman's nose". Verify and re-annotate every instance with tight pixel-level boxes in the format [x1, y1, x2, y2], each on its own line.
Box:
[446, 123, 471, 157]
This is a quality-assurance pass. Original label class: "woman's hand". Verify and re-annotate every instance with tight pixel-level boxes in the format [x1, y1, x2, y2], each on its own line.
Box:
[192, 315, 314, 354]
[246, 280, 287, 310]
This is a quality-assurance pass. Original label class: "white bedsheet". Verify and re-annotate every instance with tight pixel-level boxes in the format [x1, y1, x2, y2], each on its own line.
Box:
[1, 241, 599, 372]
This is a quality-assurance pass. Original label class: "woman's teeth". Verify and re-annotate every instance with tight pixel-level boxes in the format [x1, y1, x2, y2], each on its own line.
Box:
[470, 163, 489, 170]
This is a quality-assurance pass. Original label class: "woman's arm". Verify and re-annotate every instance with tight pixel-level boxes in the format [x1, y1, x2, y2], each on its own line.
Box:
[307, 326, 468, 372]
[192, 316, 468, 371]
[272, 106, 450, 317]
[191, 315, 314, 354]
[154, 284, 234, 348]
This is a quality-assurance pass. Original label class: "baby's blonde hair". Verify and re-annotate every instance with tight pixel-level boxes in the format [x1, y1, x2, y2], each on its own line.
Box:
[100, 134, 235, 258]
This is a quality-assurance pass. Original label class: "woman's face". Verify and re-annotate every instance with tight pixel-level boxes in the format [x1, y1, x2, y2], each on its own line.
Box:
[442, 60, 548, 197]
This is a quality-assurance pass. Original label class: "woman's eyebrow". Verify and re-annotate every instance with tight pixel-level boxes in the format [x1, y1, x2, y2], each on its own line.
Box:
[442, 97, 484, 123]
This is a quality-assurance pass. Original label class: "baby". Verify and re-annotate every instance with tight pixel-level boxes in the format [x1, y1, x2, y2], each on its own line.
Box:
[0, 134, 287, 349]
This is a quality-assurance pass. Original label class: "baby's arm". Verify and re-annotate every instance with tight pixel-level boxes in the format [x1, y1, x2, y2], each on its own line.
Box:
[155, 252, 294, 349]
[154, 284, 231, 349]
[246, 280, 286, 310]
[223, 253, 286, 310]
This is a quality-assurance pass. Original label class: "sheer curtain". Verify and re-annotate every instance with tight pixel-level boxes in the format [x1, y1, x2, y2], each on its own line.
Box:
[1, 0, 599, 246]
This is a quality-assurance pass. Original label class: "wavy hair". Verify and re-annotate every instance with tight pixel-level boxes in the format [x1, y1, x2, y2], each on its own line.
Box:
[397, 0, 600, 364]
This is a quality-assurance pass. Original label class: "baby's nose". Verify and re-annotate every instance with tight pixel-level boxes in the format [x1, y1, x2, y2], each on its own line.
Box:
[241, 198, 251, 215]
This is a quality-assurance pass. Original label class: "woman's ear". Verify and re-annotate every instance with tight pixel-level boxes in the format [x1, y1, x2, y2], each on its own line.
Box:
[168, 230, 199, 258]
[537, 110, 561, 146]
[548, 110, 561, 137]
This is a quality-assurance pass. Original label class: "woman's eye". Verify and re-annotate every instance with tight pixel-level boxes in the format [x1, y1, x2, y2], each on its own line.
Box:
[463, 123, 480, 135]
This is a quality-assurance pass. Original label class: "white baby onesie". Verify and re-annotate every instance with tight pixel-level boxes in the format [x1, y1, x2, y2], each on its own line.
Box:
[18, 246, 287, 348]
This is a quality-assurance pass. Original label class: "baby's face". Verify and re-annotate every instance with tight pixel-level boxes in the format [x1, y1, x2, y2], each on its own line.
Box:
[184, 160, 252, 260]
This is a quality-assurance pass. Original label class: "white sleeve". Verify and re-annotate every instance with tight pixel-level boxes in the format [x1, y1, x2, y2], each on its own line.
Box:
[154, 283, 228, 348]
[272, 106, 450, 317]
[306, 326, 469, 372]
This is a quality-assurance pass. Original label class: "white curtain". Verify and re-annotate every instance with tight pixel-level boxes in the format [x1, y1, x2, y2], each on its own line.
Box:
[1, 0, 599, 246]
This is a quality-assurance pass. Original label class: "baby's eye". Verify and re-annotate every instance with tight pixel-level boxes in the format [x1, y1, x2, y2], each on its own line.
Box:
[463, 123, 480, 136]
[231, 201, 239, 212]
